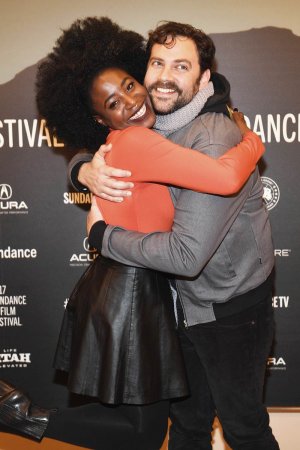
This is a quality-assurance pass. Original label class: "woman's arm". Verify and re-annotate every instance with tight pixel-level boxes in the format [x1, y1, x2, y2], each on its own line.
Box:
[109, 120, 264, 196]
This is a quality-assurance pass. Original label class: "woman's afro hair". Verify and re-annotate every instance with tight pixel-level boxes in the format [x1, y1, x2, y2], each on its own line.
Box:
[36, 17, 147, 151]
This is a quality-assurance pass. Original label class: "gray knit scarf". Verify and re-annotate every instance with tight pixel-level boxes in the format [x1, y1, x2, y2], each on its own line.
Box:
[153, 81, 214, 137]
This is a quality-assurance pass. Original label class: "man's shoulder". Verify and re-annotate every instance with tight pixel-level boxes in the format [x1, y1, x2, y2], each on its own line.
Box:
[170, 112, 241, 153]
[192, 112, 239, 139]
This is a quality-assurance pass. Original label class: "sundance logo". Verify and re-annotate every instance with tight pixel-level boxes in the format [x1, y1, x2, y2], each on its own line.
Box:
[63, 192, 92, 205]
[261, 177, 280, 211]
[0, 349, 31, 368]
[0, 184, 28, 214]
[0, 246, 37, 259]
[69, 237, 98, 267]
[267, 357, 286, 371]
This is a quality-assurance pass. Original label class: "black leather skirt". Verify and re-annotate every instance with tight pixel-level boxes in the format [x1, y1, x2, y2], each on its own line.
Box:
[54, 255, 188, 405]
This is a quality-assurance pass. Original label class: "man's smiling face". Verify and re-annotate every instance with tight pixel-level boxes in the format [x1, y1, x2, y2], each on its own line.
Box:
[144, 36, 201, 115]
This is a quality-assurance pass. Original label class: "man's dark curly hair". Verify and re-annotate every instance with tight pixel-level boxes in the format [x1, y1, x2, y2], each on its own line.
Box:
[146, 21, 215, 73]
[36, 17, 147, 151]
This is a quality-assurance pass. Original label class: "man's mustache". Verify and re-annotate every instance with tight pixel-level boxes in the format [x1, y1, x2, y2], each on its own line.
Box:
[148, 82, 183, 95]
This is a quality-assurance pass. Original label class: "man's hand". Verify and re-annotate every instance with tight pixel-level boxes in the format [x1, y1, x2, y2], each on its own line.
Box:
[78, 143, 134, 202]
[231, 110, 251, 136]
[87, 196, 104, 235]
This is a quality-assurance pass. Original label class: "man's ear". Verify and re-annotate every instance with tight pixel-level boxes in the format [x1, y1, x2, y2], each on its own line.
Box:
[199, 69, 211, 90]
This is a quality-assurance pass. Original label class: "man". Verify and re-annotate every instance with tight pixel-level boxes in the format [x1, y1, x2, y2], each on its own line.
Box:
[72, 21, 279, 450]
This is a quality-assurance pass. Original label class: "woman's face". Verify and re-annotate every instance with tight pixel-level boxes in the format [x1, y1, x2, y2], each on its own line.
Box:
[90, 68, 156, 130]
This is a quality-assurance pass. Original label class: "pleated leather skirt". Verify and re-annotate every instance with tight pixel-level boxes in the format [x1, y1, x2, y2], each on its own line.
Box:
[54, 255, 188, 405]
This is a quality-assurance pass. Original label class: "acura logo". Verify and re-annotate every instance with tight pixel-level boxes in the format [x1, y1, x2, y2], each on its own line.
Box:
[0, 184, 12, 200]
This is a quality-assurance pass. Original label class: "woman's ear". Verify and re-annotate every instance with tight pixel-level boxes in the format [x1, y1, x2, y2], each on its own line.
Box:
[94, 115, 106, 126]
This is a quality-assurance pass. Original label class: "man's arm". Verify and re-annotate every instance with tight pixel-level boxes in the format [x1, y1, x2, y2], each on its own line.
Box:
[69, 151, 93, 192]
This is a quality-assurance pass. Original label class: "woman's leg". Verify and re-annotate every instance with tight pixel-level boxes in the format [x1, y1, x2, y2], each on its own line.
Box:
[45, 401, 170, 450]
[121, 401, 170, 450]
[0, 380, 169, 449]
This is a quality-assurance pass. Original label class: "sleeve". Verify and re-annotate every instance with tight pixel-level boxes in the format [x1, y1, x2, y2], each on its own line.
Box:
[114, 127, 264, 195]
[89, 220, 107, 249]
[68, 151, 93, 192]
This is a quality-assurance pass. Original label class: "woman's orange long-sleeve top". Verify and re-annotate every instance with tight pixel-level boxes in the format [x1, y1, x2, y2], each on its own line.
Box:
[96, 127, 264, 233]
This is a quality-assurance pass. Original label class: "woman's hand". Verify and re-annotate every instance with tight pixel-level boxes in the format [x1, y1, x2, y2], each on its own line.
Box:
[231, 110, 251, 136]
[87, 195, 104, 235]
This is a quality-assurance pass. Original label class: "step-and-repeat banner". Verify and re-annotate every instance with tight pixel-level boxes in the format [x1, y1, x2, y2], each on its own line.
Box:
[0, 27, 299, 409]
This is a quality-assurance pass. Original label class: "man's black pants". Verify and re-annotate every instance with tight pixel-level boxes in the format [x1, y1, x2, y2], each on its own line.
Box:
[169, 292, 280, 450]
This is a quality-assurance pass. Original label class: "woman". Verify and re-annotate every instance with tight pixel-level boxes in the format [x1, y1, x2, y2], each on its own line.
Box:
[0, 16, 263, 450]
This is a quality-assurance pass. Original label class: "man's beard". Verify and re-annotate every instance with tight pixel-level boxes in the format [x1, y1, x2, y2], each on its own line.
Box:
[147, 80, 199, 115]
